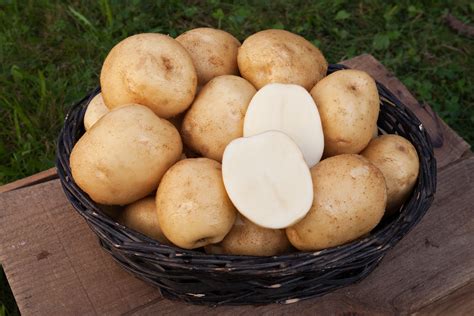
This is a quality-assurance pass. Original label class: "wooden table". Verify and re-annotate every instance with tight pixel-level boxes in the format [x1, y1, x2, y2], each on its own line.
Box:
[1, 55, 472, 315]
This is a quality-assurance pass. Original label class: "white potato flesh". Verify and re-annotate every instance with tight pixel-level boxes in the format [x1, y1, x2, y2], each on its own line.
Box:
[222, 131, 313, 229]
[243, 83, 324, 167]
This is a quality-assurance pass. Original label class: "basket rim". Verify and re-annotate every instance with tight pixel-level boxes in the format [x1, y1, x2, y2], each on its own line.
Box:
[55, 63, 437, 274]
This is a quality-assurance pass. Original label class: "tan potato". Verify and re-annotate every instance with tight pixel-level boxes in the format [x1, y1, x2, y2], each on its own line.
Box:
[181, 75, 256, 161]
[84, 93, 109, 130]
[156, 158, 237, 249]
[310, 69, 380, 157]
[100, 33, 197, 118]
[361, 134, 419, 214]
[237, 29, 327, 90]
[176, 28, 241, 86]
[286, 154, 387, 251]
[205, 214, 291, 256]
[120, 196, 170, 244]
[70, 105, 182, 205]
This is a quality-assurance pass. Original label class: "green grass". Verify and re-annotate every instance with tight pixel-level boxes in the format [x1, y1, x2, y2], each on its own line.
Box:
[0, 0, 473, 313]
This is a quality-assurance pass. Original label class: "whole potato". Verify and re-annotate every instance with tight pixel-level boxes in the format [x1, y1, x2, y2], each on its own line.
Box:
[120, 196, 170, 244]
[237, 29, 327, 90]
[156, 158, 237, 249]
[361, 134, 419, 214]
[205, 214, 291, 256]
[84, 93, 109, 130]
[70, 105, 182, 205]
[286, 154, 387, 251]
[310, 69, 380, 157]
[100, 33, 197, 118]
[176, 28, 241, 87]
[181, 75, 256, 162]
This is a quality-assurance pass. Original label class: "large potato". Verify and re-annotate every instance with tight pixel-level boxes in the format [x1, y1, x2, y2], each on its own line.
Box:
[237, 29, 327, 90]
[70, 105, 182, 205]
[361, 134, 419, 214]
[100, 33, 197, 118]
[286, 154, 387, 251]
[176, 28, 241, 86]
[205, 214, 291, 256]
[310, 69, 379, 157]
[181, 75, 256, 162]
[156, 158, 237, 249]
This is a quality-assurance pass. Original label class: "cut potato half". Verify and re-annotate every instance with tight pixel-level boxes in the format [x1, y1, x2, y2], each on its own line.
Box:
[243, 83, 324, 167]
[222, 131, 313, 229]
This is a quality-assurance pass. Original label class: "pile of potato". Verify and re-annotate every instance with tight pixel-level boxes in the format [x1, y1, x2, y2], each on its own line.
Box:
[71, 28, 420, 256]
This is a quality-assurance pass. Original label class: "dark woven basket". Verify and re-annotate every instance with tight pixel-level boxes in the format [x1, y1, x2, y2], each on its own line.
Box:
[56, 64, 436, 306]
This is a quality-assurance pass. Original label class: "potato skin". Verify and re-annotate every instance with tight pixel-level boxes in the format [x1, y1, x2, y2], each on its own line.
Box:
[84, 93, 108, 130]
[205, 214, 291, 256]
[181, 75, 256, 162]
[156, 158, 237, 249]
[310, 69, 380, 157]
[237, 29, 327, 90]
[286, 154, 387, 251]
[176, 28, 241, 86]
[100, 33, 197, 118]
[361, 135, 419, 214]
[120, 196, 171, 244]
[70, 105, 182, 205]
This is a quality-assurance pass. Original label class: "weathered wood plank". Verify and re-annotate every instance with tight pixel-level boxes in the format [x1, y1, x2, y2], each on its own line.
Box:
[1, 156, 472, 315]
[0, 167, 57, 194]
[341, 54, 471, 169]
[413, 281, 474, 315]
[0, 180, 161, 315]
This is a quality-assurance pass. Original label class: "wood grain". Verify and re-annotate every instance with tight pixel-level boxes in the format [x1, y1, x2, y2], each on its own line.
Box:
[413, 281, 474, 315]
[1, 156, 472, 315]
[0, 180, 161, 315]
[341, 54, 471, 169]
[0, 167, 57, 194]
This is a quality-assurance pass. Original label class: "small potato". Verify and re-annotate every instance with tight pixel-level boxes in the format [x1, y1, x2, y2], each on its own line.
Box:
[205, 214, 291, 256]
[361, 134, 419, 214]
[181, 75, 256, 162]
[84, 93, 109, 130]
[176, 28, 241, 86]
[238, 29, 327, 90]
[100, 33, 197, 118]
[286, 154, 387, 251]
[120, 196, 170, 244]
[70, 105, 182, 205]
[156, 158, 237, 249]
[310, 69, 380, 157]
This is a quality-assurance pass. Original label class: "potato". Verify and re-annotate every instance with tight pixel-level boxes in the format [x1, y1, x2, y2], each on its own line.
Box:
[181, 75, 256, 162]
[156, 158, 237, 249]
[120, 196, 170, 244]
[237, 29, 327, 90]
[243, 83, 324, 167]
[310, 69, 380, 157]
[176, 28, 241, 87]
[84, 93, 109, 130]
[286, 154, 387, 251]
[361, 135, 419, 214]
[205, 214, 291, 256]
[70, 105, 182, 205]
[100, 33, 197, 118]
[222, 131, 313, 229]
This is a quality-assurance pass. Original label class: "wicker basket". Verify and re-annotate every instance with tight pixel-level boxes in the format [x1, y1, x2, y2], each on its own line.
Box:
[56, 64, 436, 306]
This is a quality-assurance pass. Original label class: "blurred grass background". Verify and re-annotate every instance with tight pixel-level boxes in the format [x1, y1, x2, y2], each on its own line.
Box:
[0, 0, 472, 314]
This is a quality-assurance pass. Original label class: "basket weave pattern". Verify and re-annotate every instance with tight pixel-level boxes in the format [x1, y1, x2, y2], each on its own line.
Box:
[56, 64, 436, 305]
